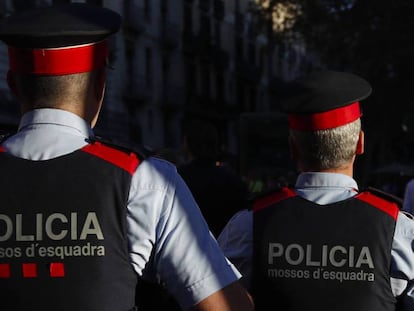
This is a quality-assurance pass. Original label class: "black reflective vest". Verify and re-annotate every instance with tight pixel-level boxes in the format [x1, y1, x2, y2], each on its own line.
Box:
[252, 187, 399, 311]
[0, 141, 142, 311]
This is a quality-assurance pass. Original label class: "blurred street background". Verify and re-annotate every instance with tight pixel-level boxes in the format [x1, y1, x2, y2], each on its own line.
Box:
[1, 0, 414, 196]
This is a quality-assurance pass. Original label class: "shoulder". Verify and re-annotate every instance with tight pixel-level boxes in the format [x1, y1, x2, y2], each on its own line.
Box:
[132, 155, 182, 193]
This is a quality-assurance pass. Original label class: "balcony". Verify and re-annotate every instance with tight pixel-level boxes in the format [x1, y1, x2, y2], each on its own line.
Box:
[213, 0, 225, 20]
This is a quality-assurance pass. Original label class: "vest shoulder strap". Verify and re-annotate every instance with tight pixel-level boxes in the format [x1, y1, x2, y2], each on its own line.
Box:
[357, 186, 401, 220]
[251, 186, 296, 212]
[83, 136, 146, 175]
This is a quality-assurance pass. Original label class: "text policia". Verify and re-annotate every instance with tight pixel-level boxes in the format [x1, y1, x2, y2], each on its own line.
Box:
[0, 212, 105, 260]
[266, 242, 375, 283]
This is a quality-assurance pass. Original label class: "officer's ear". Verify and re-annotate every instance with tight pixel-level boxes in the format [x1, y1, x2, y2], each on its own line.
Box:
[356, 130, 364, 155]
[6, 70, 18, 96]
[94, 67, 106, 102]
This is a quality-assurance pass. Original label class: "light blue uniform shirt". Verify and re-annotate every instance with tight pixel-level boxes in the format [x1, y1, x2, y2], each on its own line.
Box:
[3, 108, 241, 310]
[218, 172, 414, 310]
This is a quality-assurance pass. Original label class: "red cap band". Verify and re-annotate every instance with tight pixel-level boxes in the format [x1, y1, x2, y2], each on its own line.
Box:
[8, 40, 108, 75]
[288, 102, 361, 131]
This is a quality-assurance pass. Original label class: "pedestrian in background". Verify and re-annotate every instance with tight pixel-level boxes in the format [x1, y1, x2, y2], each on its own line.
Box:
[218, 70, 414, 310]
[178, 119, 249, 237]
[0, 4, 254, 311]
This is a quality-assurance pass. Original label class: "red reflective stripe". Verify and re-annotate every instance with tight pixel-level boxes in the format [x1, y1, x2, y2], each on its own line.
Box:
[50, 262, 65, 278]
[253, 187, 296, 212]
[81, 142, 140, 175]
[356, 192, 399, 221]
[0, 263, 10, 278]
[288, 102, 361, 131]
[8, 40, 108, 75]
[22, 263, 37, 278]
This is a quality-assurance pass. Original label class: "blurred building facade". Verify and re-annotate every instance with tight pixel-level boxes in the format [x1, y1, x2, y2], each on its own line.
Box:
[0, 0, 316, 174]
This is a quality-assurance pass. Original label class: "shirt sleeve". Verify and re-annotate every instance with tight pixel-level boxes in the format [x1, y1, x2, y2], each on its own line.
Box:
[126, 157, 241, 310]
[217, 209, 253, 290]
[391, 211, 414, 310]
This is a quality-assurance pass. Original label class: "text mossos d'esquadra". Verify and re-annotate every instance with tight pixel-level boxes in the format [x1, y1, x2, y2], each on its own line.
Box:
[0, 212, 105, 259]
[267, 243, 375, 283]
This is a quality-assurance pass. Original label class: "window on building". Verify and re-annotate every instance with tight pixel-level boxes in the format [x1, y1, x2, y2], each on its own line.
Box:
[259, 46, 265, 69]
[213, 0, 225, 20]
[13, 0, 36, 10]
[144, 0, 151, 21]
[124, 39, 135, 87]
[235, 36, 243, 61]
[200, 13, 211, 39]
[161, 56, 169, 93]
[247, 42, 255, 64]
[183, 4, 193, 37]
[52, 0, 71, 4]
[148, 109, 154, 133]
[235, 11, 244, 34]
[161, 0, 168, 15]
[145, 47, 153, 87]
[201, 64, 210, 100]
[0, 1, 8, 17]
[213, 20, 221, 47]
[86, 0, 103, 6]
[215, 71, 225, 103]
[199, 0, 210, 12]
[185, 62, 197, 105]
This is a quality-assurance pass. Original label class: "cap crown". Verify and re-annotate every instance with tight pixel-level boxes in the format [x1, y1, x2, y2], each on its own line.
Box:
[279, 70, 372, 114]
[0, 3, 121, 48]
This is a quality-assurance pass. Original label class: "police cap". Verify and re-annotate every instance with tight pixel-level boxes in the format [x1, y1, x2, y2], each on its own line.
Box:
[279, 70, 372, 131]
[0, 3, 121, 75]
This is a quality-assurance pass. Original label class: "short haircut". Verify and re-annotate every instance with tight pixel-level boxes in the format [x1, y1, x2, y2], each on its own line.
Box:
[13, 71, 96, 109]
[290, 118, 361, 170]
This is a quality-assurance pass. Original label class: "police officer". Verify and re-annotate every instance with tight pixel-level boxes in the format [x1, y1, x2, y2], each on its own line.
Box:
[218, 70, 414, 310]
[0, 4, 254, 311]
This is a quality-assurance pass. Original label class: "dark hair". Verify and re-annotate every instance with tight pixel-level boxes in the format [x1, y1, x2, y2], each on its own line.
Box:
[13, 71, 95, 109]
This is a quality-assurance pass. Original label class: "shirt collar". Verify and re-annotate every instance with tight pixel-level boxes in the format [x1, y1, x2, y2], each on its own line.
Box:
[295, 172, 359, 191]
[18, 108, 94, 138]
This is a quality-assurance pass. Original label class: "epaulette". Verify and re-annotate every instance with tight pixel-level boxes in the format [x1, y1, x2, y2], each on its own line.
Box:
[87, 136, 149, 160]
[364, 186, 403, 209]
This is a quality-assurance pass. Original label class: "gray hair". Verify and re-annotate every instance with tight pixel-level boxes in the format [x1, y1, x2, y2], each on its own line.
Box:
[290, 119, 361, 170]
